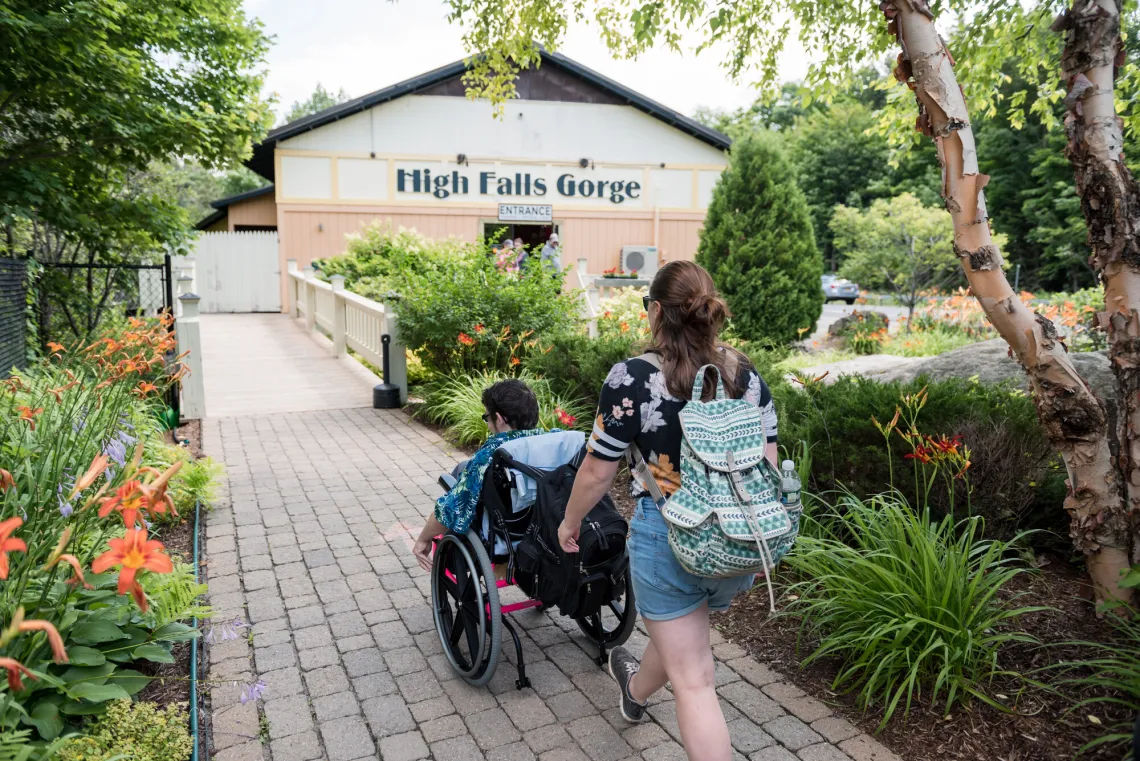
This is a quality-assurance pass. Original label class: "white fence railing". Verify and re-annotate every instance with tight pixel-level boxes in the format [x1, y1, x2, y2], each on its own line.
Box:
[574, 258, 599, 338]
[287, 261, 407, 403]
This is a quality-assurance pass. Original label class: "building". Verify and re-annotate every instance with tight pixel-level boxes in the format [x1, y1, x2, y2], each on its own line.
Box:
[198, 49, 730, 309]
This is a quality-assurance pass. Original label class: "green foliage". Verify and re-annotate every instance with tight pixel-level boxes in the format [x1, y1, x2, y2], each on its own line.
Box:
[281, 84, 352, 126]
[139, 160, 267, 229]
[1, 0, 272, 250]
[786, 102, 893, 269]
[319, 224, 579, 375]
[1052, 611, 1140, 756]
[697, 131, 824, 343]
[523, 331, 641, 409]
[832, 194, 967, 316]
[419, 371, 592, 446]
[777, 375, 1067, 542]
[139, 564, 211, 630]
[57, 701, 192, 761]
[146, 443, 225, 522]
[595, 287, 651, 341]
[785, 493, 1041, 727]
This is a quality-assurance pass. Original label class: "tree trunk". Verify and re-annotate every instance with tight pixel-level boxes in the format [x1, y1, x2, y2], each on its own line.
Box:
[883, 0, 1132, 604]
[1058, 0, 1140, 569]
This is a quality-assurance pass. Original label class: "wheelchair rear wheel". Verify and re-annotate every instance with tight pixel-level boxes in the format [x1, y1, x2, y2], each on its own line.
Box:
[431, 529, 502, 686]
[575, 560, 637, 652]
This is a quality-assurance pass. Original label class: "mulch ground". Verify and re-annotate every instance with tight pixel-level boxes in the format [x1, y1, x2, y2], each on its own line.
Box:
[135, 420, 207, 722]
[606, 468, 1128, 761]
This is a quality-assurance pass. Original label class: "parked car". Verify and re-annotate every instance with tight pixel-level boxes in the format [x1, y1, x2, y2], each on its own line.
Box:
[821, 274, 860, 304]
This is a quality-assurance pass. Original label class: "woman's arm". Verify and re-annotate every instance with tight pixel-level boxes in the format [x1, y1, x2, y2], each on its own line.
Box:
[557, 455, 622, 552]
[412, 514, 447, 572]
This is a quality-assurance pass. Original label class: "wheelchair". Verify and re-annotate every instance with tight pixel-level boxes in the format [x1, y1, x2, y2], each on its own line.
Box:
[430, 441, 637, 689]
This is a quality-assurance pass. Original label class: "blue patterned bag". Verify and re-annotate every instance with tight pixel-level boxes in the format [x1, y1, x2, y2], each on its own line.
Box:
[630, 355, 799, 610]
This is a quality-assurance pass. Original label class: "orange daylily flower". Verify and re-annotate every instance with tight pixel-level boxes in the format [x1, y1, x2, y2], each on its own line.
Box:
[98, 481, 147, 527]
[71, 454, 109, 498]
[92, 528, 174, 612]
[137, 461, 182, 519]
[16, 407, 42, 430]
[457, 332, 475, 346]
[0, 469, 13, 491]
[133, 381, 158, 397]
[0, 517, 26, 579]
[474, 324, 485, 334]
[42, 528, 91, 589]
[15, 620, 67, 664]
[46, 342, 65, 354]
[128, 317, 146, 328]
[2, 377, 25, 393]
[510, 357, 521, 367]
[0, 657, 34, 691]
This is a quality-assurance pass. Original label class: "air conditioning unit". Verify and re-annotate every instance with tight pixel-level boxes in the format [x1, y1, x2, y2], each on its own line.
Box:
[621, 246, 659, 279]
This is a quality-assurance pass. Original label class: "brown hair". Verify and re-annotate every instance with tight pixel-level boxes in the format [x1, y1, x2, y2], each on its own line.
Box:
[645, 261, 742, 401]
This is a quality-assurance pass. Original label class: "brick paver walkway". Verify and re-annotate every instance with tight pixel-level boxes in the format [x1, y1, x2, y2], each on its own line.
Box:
[201, 407, 901, 761]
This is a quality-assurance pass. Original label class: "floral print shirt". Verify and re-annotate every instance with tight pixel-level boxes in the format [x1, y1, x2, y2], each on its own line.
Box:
[434, 428, 547, 534]
[587, 353, 778, 498]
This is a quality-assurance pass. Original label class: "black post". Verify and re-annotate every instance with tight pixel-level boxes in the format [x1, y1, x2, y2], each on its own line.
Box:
[372, 334, 401, 408]
[163, 255, 180, 426]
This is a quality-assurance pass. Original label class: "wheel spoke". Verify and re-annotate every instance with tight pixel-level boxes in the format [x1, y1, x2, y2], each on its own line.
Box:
[608, 601, 624, 619]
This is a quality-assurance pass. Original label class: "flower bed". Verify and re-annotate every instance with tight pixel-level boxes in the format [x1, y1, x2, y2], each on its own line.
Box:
[0, 317, 224, 760]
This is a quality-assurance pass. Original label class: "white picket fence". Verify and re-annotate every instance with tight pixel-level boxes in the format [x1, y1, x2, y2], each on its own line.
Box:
[184, 231, 280, 313]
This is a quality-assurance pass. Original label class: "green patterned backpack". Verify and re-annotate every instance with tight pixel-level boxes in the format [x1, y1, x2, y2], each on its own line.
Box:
[629, 354, 799, 610]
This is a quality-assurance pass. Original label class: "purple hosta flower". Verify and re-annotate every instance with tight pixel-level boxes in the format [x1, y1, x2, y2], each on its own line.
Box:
[239, 679, 267, 705]
[104, 438, 128, 469]
[117, 429, 138, 447]
[58, 470, 75, 518]
[205, 617, 249, 646]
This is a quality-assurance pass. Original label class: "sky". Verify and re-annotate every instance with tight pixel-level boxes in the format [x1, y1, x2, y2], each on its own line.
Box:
[242, 0, 812, 122]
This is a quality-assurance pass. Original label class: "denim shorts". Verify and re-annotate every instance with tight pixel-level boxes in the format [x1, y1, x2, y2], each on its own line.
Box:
[628, 497, 755, 621]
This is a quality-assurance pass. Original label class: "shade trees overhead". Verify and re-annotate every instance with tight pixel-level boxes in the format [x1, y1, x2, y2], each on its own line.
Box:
[0, 0, 272, 253]
[440, 0, 1140, 603]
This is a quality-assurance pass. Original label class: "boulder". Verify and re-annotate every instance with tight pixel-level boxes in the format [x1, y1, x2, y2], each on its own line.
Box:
[827, 310, 890, 338]
[795, 337, 1117, 406]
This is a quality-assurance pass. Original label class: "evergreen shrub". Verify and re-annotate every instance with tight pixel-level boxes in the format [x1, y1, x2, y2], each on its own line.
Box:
[697, 132, 824, 344]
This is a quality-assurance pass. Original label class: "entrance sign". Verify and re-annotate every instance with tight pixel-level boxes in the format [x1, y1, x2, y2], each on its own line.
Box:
[498, 204, 553, 223]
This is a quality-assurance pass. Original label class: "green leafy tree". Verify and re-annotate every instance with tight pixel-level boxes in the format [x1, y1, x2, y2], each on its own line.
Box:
[281, 84, 352, 126]
[0, 0, 272, 246]
[786, 102, 893, 270]
[693, 82, 816, 136]
[697, 132, 823, 343]
[832, 194, 965, 324]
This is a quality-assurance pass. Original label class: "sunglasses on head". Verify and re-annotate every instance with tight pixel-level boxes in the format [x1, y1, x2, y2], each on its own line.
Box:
[642, 296, 655, 310]
[481, 412, 493, 422]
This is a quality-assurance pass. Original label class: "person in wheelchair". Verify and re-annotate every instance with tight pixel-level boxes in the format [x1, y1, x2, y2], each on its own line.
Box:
[411, 379, 546, 572]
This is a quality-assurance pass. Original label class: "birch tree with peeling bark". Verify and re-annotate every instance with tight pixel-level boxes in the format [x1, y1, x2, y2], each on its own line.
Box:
[1054, 0, 1140, 588]
[440, 0, 1140, 603]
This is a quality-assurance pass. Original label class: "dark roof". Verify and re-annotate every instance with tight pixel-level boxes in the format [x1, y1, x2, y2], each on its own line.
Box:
[245, 49, 730, 180]
[194, 184, 275, 230]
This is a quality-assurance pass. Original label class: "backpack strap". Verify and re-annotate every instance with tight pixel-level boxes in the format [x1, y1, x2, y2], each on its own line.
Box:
[628, 443, 667, 507]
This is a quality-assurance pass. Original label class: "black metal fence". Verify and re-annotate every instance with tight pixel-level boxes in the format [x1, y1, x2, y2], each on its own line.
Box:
[32, 255, 174, 351]
[0, 259, 28, 372]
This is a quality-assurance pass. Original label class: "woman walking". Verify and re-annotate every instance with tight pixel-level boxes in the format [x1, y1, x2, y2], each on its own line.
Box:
[557, 260, 778, 761]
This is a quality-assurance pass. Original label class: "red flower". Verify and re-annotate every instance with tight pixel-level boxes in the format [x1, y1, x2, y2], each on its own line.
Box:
[0, 657, 34, 691]
[510, 357, 521, 367]
[457, 333, 476, 346]
[904, 446, 934, 465]
[474, 324, 485, 334]
[555, 408, 577, 427]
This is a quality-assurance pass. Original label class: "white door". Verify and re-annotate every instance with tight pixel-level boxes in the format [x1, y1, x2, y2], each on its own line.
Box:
[186, 232, 281, 313]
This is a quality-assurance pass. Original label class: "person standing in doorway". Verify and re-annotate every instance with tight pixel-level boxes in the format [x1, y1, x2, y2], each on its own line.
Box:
[514, 237, 528, 270]
[556, 260, 779, 761]
[540, 233, 561, 272]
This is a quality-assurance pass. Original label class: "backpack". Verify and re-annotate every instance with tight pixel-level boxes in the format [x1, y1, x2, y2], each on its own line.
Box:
[629, 353, 800, 610]
[496, 449, 629, 620]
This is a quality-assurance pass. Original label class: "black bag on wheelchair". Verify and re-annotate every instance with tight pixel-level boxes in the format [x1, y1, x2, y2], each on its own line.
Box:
[508, 451, 628, 620]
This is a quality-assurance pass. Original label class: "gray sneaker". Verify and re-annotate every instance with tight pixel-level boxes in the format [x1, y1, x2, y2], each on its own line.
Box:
[608, 646, 648, 722]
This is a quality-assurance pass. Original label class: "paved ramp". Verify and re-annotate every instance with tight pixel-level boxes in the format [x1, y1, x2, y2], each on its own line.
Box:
[200, 313, 380, 418]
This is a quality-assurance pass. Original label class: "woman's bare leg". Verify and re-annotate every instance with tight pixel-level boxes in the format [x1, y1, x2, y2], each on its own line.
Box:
[629, 638, 667, 703]
[641, 605, 730, 761]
